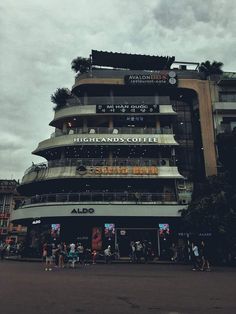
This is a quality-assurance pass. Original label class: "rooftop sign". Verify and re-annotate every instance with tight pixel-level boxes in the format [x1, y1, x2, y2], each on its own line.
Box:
[125, 71, 177, 86]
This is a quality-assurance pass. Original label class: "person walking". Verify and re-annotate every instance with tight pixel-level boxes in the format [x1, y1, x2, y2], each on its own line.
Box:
[104, 245, 112, 264]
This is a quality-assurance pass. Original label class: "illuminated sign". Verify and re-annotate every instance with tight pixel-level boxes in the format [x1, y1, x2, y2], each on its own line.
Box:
[125, 71, 177, 86]
[76, 166, 158, 175]
[73, 137, 159, 143]
[96, 104, 159, 114]
[32, 219, 41, 225]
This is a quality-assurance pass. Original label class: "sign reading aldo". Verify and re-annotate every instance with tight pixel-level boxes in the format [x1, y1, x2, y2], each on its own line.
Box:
[71, 208, 95, 214]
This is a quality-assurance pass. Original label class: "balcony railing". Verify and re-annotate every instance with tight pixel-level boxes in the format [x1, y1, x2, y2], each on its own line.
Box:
[24, 158, 175, 175]
[61, 96, 172, 107]
[51, 127, 173, 138]
[18, 192, 178, 207]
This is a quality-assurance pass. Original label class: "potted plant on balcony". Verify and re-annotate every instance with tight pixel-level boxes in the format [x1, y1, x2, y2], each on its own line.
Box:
[71, 56, 91, 75]
[51, 88, 72, 111]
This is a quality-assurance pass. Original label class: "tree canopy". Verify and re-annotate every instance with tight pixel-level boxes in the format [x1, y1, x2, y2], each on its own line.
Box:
[180, 173, 236, 244]
[199, 60, 224, 78]
[71, 57, 91, 74]
[51, 88, 71, 110]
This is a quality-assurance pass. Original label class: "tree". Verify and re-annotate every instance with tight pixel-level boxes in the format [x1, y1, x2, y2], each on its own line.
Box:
[51, 88, 71, 110]
[217, 128, 236, 179]
[180, 174, 236, 261]
[199, 60, 223, 78]
[71, 57, 91, 74]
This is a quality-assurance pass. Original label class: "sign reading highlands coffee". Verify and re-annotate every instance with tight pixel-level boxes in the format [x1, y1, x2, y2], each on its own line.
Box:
[96, 104, 159, 114]
[125, 71, 177, 86]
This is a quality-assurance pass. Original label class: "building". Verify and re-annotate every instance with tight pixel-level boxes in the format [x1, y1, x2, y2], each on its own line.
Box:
[12, 50, 234, 258]
[0, 180, 26, 242]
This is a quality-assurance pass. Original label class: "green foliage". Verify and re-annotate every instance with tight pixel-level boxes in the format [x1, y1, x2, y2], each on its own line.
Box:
[71, 57, 91, 74]
[199, 60, 224, 78]
[51, 88, 71, 110]
[180, 174, 236, 237]
[217, 129, 236, 178]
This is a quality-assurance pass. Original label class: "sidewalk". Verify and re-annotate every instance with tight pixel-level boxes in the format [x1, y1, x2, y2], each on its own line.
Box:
[5, 255, 180, 264]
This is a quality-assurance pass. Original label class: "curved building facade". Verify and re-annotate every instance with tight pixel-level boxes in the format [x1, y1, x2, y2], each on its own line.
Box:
[12, 50, 216, 257]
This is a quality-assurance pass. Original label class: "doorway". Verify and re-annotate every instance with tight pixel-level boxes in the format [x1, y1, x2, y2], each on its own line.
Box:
[115, 228, 160, 257]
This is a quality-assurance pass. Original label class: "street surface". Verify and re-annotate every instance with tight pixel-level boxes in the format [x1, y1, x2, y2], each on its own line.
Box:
[0, 261, 235, 314]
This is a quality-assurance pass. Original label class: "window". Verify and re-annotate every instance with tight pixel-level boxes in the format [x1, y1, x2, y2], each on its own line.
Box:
[219, 92, 236, 102]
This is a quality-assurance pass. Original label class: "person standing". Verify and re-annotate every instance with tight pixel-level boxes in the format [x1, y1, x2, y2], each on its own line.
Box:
[77, 243, 84, 265]
[135, 241, 143, 263]
[43, 242, 53, 271]
[200, 240, 211, 271]
[130, 241, 136, 263]
[191, 242, 200, 271]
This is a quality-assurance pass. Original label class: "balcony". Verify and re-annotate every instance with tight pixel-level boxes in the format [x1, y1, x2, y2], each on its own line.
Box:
[21, 161, 183, 185]
[50, 127, 174, 138]
[213, 102, 236, 112]
[25, 158, 175, 175]
[19, 192, 178, 207]
[33, 133, 178, 156]
[51, 103, 176, 124]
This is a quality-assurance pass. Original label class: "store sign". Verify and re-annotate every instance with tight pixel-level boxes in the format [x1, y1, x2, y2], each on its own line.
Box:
[125, 71, 177, 86]
[74, 137, 159, 143]
[71, 208, 95, 214]
[96, 104, 159, 114]
[77, 166, 158, 175]
[32, 219, 41, 225]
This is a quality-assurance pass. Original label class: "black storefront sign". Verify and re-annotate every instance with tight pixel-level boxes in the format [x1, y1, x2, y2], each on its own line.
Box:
[96, 104, 159, 114]
[124, 71, 177, 86]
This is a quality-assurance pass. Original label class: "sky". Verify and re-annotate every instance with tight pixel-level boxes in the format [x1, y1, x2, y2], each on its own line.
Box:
[1, 0, 236, 180]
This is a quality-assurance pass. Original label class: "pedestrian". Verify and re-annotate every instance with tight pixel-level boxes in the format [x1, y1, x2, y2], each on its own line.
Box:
[191, 242, 200, 271]
[135, 241, 143, 263]
[104, 245, 112, 264]
[92, 249, 97, 264]
[43, 242, 53, 271]
[77, 243, 84, 265]
[142, 241, 149, 263]
[171, 243, 178, 262]
[200, 240, 211, 271]
[58, 242, 67, 268]
[0, 242, 5, 260]
[130, 241, 136, 263]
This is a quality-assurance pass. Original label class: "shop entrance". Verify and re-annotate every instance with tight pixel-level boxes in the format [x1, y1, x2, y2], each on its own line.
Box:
[115, 228, 160, 257]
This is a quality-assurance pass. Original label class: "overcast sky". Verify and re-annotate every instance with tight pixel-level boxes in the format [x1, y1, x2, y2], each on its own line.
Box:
[1, 0, 236, 180]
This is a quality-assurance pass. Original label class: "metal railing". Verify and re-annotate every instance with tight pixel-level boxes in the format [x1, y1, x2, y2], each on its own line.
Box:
[59, 96, 172, 107]
[19, 192, 177, 207]
[51, 127, 173, 138]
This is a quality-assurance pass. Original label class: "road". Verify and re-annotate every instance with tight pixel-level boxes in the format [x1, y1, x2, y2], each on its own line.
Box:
[0, 261, 235, 314]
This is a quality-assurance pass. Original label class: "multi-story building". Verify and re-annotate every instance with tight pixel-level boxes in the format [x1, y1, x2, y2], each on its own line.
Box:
[12, 50, 224, 257]
[0, 180, 26, 242]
